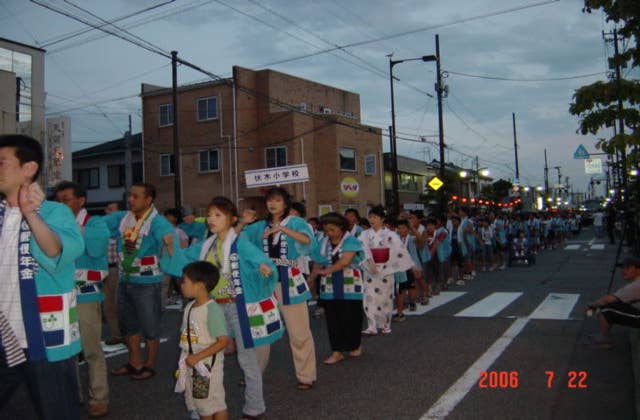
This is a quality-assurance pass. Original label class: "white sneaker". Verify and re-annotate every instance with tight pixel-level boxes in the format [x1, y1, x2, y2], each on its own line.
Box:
[446, 277, 454, 285]
[456, 280, 466, 286]
[471, 270, 477, 277]
[381, 327, 392, 334]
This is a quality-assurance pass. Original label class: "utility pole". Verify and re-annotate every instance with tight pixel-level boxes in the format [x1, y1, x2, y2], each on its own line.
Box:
[124, 114, 133, 191]
[435, 34, 446, 216]
[512, 113, 520, 182]
[171, 50, 181, 211]
[612, 28, 628, 198]
[543, 149, 549, 192]
[388, 53, 400, 214]
[553, 166, 562, 185]
[474, 155, 479, 198]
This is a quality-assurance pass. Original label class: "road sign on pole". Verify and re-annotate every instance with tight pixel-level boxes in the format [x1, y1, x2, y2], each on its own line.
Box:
[585, 158, 602, 174]
[574, 144, 590, 159]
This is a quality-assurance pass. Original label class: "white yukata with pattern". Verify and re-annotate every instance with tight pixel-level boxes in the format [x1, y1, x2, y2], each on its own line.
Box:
[359, 227, 414, 332]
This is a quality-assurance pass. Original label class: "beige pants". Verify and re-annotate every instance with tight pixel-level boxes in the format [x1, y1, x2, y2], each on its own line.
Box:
[256, 284, 317, 384]
[103, 266, 121, 338]
[78, 301, 109, 405]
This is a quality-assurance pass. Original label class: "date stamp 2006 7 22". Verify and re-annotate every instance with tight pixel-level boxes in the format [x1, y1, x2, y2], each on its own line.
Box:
[478, 371, 588, 389]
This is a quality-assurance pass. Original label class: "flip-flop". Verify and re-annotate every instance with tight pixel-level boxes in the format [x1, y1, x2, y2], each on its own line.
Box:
[131, 366, 156, 380]
[111, 363, 142, 376]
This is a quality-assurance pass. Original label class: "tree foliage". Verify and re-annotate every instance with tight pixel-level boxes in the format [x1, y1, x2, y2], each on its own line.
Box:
[569, 0, 640, 153]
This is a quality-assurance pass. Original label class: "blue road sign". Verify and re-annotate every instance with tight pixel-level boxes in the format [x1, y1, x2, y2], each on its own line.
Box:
[574, 144, 590, 159]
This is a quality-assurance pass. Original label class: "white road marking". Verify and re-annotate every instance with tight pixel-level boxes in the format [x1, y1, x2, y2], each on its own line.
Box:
[564, 244, 581, 250]
[455, 292, 523, 318]
[588, 237, 596, 246]
[422, 291, 582, 418]
[421, 317, 530, 419]
[402, 292, 467, 316]
[529, 293, 580, 320]
[590, 244, 605, 250]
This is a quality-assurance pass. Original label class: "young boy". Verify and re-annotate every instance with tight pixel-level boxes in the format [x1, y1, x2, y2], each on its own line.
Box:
[177, 261, 229, 420]
[393, 219, 423, 321]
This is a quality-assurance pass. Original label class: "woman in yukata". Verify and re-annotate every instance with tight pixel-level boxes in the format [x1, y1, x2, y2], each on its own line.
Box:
[161, 196, 281, 420]
[241, 187, 317, 391]
[310, 212, 365, 364]
[359, 205, 414, 335]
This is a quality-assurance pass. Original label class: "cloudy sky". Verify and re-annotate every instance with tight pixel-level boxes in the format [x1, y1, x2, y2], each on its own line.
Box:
[1, 0, 631, 194]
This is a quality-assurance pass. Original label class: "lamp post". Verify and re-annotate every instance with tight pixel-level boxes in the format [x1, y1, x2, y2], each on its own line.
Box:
[389, 53, 438, 215]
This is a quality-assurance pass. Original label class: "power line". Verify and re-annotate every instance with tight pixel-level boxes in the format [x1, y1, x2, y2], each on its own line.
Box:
[446, 69, 607, 82]
[46, 0, 217, 54]
[39, 0, 176, 48]
[258, 0, 560, 68]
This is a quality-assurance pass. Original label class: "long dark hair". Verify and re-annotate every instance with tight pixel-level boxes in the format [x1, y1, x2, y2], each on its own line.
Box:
[264, 187, 292, 222]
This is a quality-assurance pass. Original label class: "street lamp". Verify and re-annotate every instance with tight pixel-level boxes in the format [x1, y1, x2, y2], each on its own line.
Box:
[389, 52, 439, 215]
[479, 168, 490, 177]
[459, 170, 468, 178]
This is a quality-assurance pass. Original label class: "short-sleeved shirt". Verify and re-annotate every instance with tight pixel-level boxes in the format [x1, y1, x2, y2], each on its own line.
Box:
[0, 206, 26, 348]
[179, 300, 227, 354]
[614, 277, 640, 309]
[205, 240, 235, 300]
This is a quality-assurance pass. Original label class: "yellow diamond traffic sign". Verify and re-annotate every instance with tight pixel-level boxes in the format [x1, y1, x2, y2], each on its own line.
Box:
[428, 176, 444, 191]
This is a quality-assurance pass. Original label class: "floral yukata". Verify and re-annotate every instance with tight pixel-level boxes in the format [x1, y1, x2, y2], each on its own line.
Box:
[360, 227, 413, 332]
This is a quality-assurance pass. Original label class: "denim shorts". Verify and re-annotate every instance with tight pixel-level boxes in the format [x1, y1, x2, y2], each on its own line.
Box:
[118, 282, 162, 340]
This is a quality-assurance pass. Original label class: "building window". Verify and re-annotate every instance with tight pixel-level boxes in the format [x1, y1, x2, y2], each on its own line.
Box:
[340, 147, 356, 171]
[399, 173, 419, 191]
[197, 97, 218, 121]
[107, 165, 125, 188]
[199, 149, 220, 172]
[364, 154, 376, 175]
[132, 162, 143, 183]
[265, 146, 287, 168]
[159, 103, 173, 127]
[74, 168, 100, 190]
[160, 154, 175, 176]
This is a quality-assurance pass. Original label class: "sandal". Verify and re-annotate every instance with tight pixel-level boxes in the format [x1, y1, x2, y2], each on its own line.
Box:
[111, 363, 141, 376]
[349, 347, 363, 357]
[296, 382, 314, 391]
[323, 353, 345, 365]
[131, 366, 156, 380]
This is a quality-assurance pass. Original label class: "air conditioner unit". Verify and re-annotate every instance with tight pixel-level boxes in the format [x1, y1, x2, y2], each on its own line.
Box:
[299, 102, 307, 111]
[321, 107, 332, 114]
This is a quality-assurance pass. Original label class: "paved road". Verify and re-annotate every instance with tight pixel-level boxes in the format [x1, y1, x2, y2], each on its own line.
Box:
[5, 228, 636, 419]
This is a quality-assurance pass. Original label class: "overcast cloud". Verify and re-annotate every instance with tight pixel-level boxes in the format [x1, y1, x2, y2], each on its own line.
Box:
[1, 0, 632, 194]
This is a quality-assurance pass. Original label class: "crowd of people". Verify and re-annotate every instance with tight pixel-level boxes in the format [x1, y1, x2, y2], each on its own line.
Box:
[1, 133, 586, 420]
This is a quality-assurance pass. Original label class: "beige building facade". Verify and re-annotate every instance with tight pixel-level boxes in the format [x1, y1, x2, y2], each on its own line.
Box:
[142, 66, 383, 217]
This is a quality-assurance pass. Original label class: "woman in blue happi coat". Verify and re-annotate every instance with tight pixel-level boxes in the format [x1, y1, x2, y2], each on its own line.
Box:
[310, 212, 365, 364]
[241, 187, 317, 390]
[161, 197, 280, 419]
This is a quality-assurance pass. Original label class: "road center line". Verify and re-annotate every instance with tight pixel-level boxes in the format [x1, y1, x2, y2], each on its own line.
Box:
[421, 317, 530, 420]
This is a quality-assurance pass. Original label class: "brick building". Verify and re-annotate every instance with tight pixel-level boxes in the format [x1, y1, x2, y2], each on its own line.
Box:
[141, 66, 383, 217]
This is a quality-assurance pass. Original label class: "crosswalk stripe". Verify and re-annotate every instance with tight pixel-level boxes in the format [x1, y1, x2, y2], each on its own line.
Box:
[590, 244, 605, 250]
[455, 292, 523, 318]
[564, 244, 581, 250]
[402, 292, 466, 316]
[529, 293, 579, 320]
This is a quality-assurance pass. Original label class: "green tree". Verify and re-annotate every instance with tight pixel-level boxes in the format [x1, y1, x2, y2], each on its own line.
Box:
[569, 0, 640, 153]
[481, 179, 512, 203]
